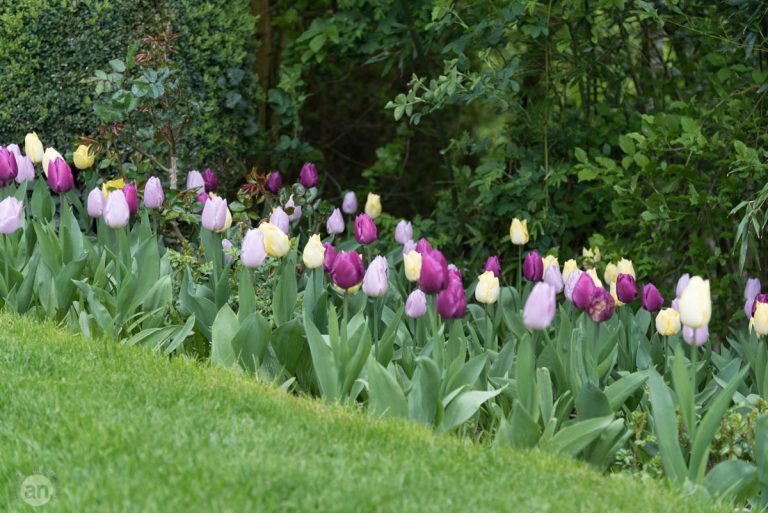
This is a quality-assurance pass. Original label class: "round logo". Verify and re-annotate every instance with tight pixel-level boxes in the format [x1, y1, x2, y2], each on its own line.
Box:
[20, 474, 54, 507]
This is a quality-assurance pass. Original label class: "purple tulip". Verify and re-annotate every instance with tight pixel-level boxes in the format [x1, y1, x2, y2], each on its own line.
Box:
[523, 250, 543, 281]
[671, 297, 680, 312]
[683, 325, 709, 347]
[0, 197, 23, 234]
[587, 288, 615, 323]
[202, 168, 217, 191]
[197, 191, 210, 205]
[415, 238, 433, 254]
[484, 256, 501, 278]
[270, 207, 290, 234]
[326, 208, 344, 235]
[266, 171, 282, 193]
[47, 158, 73, 193]
[419, 249, 449, 294]
[87, 187, 104, 218]
[0, 147, 18, 182]
[143, 176, 164, 209]
[402, 240, 417, 254]
[186, 170, 204, 191]
[405, 289, 427, 319]
[299, 162, 319, 188]
[330, 251, 365, 290]
[201, 196, 229, 232]
[14, 155, 34, 183]
[241, 229, 267, 269]
[354, 213, 378, 245]
[675, 273, 690, 298]
[395, 220, 413, 245]
[342, 191, 357, 214]
[751, 293, 768, 317]
[616, 273, 637, 303]
[323, 243, 336, 273]
[572, 272, 598, 310]
[103, 190, 130, 229]
[543, 264, 564, 294]
[123, 183, 138, 215]
[641, 283, 664, 312]
[363, 256, 389, 298]
[564, 269, 584, 303]
[222, 238, 233, 263]
[285, 194, 302, 221]
[6, 144, 21, 157]
[523, 282, 556, 330]
[436, 267, 466, 319]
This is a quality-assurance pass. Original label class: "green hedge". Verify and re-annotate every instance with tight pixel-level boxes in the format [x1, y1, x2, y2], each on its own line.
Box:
[0, 0, 258, 185]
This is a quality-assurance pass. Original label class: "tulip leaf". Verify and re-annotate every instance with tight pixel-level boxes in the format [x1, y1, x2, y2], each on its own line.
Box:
[604, 370, 648, 411]
[703, 460, 759, 502]
[440, 388, 503, 433]
[237, 266, 257, 322]
[540, 415, 613, 456]
[648, 369, 687, 483]
[232, 312, 272, 374]
[273, 255, 297, 326]
[211, 304, 239, 368]
[408, 357, 441, 425]
[367, 359, 408, 419]
[575, 382, 612, 420]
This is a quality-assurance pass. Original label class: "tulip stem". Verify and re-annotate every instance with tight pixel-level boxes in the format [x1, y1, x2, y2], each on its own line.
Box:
[2, 234, 8, 295]
[372, 298, 380, 342]
[485, 304, 494, 350]
[517, 246, 522, 303]
[690, 343, 698, 398]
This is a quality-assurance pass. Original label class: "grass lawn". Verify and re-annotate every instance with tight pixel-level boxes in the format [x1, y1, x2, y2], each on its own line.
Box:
[0, 313, 727, 512]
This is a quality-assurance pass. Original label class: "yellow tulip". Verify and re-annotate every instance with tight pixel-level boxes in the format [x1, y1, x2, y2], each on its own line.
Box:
[587, 268, 602, 287]
[102, 178, 126, 199]
[604, 262, 619, 284]
[42, 147, 62, 176]
[302, 234, 325, 269]
[217, 208, 232, 233]
[475, 271, 500, 305]
[403, 250, 422, 282]
[24, 132, 44, 163]
[365, 193, 382, 219]
[610, 280, 624, 307]
[73, 144, 95, 170]
[562, 259, 578, 281]
[678, 276, 711, 329]
[259, 222, 291, 257]
[655, 308, 681, 336]
[616, 258, 635, 278]
[751, 302, 768, 336]
[542, 255, 559, 272]
[509, 218, 529, 245]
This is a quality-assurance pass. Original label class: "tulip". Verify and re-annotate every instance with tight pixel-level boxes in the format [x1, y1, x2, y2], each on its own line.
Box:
[363, 256, 389, 297]
[258, 222, 290, 257]
[14, 155, 34, 183]
[323, 243, 336, 273]
[751, 301, 768, 336]
[610, 280, 623, 307]
[745, 278, 761, 301]
[266, 171, 282, 193]
[186, 170, 205, 191]
[509, 218, 529, 245]
[571, 272, 598, 310]
[47, 158, 74, 193]
[123, 183, 138, 215]
[42, 147, 62, 176]
[484, 256, 501, 277]
[201, 196, 231, 233]
[603, 263, 618, 284]
[405, 289, 427, 319]
[475, 270, 500, 305]
[326, 208, 344, 235]
[678, 276, 711, 329]
[354, 213, 378, 245]
[303, 234, 326, 269]
[682, 325, 708, 346]
[542, 255, 558, 272]
[582, 247, 601, 263]
[587, 268, 602, 287]
[330, 250, 365, 290]
[543, 264, 564, 294]
[587, 288, 615, 323]
[202, 168, 217, 191]
[103, 190, 130, 228]
[437, 267, 466, 319]
[0, 147, 18, 182]
[197, 192, 210, 205]
[523, 250, 543, 281]
[395, 220, 413, 245]
[562, 259, 578, 282]
[415, 238, 432, 254]
[675, 273, 690, 298]
[102, 178, 125, 199]
[751, 293, 768, 317]
[6, 144, 20, 157]
[563, 269, 583, 303]
[641, 283, 664, 312]
[73, 145, 95, 170]
[419, 249, 449, 294]
[365, 193, 382, 219]
[0, 197, 23, 234]
[299, 162, 319, 188]
[403, 250, 422, 282]
[285, 194, 302, 221]
[24, 132, 44, 163]
[402, 239, 417, 254]
[615, 274, 637, 303]
[656, 308, 681, 336]
[241, 229, 267, 268]
[87, 187, 105, 218]
[616, 258, 635, 278]
[143, 177, 164, 209]
[523, 282, 556, 330]
[671, 298, 680, 312]
[221, 239, 233, 264]
[342, 191, 357, 214]
[270, 207, 290, 234]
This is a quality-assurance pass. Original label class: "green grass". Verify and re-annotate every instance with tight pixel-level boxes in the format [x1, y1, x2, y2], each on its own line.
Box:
[0, 313, 727, 513]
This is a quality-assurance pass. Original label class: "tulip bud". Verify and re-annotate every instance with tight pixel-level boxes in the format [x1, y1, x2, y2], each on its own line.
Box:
[475, 270, 500, 305]
[641, 283, 664, 312]
[87, 187, 105, 218]
[509, 218, 529, 245]
[437, 267, 466, 319]
[6, 144, 20, 157]
[745, 278, 761, 301]
[47, 158, 74, 193]
[221, 239, 234, 264]
[751, 293, 768, 317]
[365, 193, 382, 219]
[523, 250, 543, 282]
[302, 234, 326, 269]
[564, 269, 583, 303]
[523, 282, 556, 330]
[73, 145, 95, 170]
[562, 259, 578, 282]
[241, 229, 267, 268]
[405, 289, 427, 319]
[270, 207, 290, 234]
[682, 325, 708, 346]
[326, 208, 344, 235]
[671, 298, 680, 312]
[0, 197, 23, 234]
[330, 250, 365, 290]
[655, 308, 681, 336]
[415, 238, 432, 254]
[285, 194, 302, 221]
[186, 170, 204, 191]
[14, 155, 34, 183]
[402, 239, 417, 254]
[201, 196, 231, 233]
[363, 256, 389, 297]
[542, 255, 558, 272]
[403, 250, 422, 282]
[123, 183, 138, 215]
[354, 213, 378, 245]
[202, 168, 217, 191]
[0, 147, 18, 182]
[42, 147, 62, 176]
[484, 256, 501, 277]
[342, 191, 357, 214]
[604, 262, 619, 284]
[678, 276, 711, 329]
[419, 249, 449, 294]
[395, 220, 413, 245]
[258, 222, 290, 257]
[616, 258, 635, 278]
[571, 272, 598, 309]
[587, 268, 603, 287]
[103, 190, 130, 228]
[143, 177, 165, 209]
[615, 273, 637, 303]
[24, 132, 44, 163]
[587, 288, 615, 323]
[751, 302, 768, 336]
[675, 273, 690, 298]
[610, 280, 623, 307]
[323, 243, 336, 273]
[299, 162, 318, 188]
[266, 171, 282, 193]
[543, 264, 564, 294]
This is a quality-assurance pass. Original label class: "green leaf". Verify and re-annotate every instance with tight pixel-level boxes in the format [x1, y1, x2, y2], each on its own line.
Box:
[440, 389, 503, 433]
[408, 357, 441, 425]
[273, 256, 297, 326]
[575, 382, 612, 420]
[231, 313, 272, 373]
[303, 312, 339, 400]
[541, 416, 613, 456]
[648, 370, 687, 483]
[367, 359, 407, 419]
[703, 460, 759, 502]
[211, 304, 238, 368]
[604, 371, 648, 411]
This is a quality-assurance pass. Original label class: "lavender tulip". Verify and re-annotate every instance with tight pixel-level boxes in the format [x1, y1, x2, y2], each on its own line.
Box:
[405, 289, 427, 319]
[484, 256, 501, 278]
[202, 168, 217, 191]
[222, 239, 233, 263]
[330, 251, 365, 290]
[675, 273, 690, 298]
[419, 249, 449, 294]
[436, 267, 466, 319]
[523, 251, 544, 281]
[641, 283, 664, 312]
[745, 278, 761, 301]
[0, 197, 23, 234]
[143, 177, 165, 209]
[186, 170, 204, 192]
[402, 239, 417, 254]
[523, 282, 556, 330]
[47, 158, 73, 193]
[241, 229, 267, 268]
[588, 287, 615, 323]
[682, 325, 709, 347]
[616, 273, 637, 303]
[354, 213, 378, 245]
[323, 243, 336, 273]
[564, 269, 584, 302]
[270, 207, 290, 234]
[299, 162, 319, 188]
[201, 196, 229, 232]
[0, 147, 18, 182]
[14, 155, 34, 183]
[103, 190, 130, 229]
[362, 256, 389, 298]
[572, 272, 598, 310]
[6, 144, 21, 157]
[671, 298, 680, 312]
[87, 187, 105, 218]
[285, 194, 302, 221]
[543, 264, 564, 294]
[326, 208, 344, 235]
[266, 171, 282, 193]
[123, 183, 138, 215]
[342, 191, 357, 214]
[395, 220, 413, 245]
